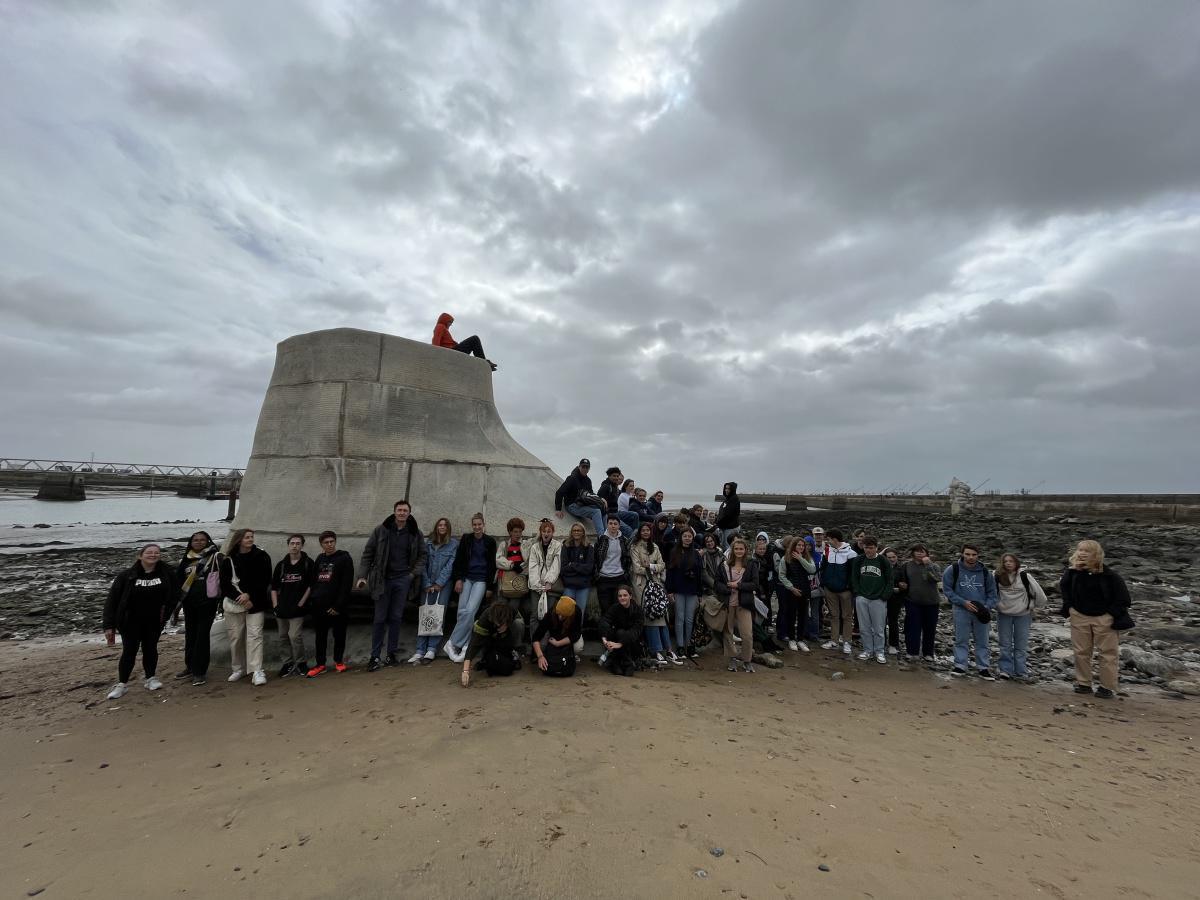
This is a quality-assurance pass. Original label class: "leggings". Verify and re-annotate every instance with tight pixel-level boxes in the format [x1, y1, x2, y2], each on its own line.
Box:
[118, 615, 162, 682]
[887, 595, 905, 649]
[182, 598, 217, 677]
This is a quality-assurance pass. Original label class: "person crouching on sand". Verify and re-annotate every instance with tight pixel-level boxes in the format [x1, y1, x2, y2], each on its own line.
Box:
[460, 601, 518, 687]
[531, 596, 582, 677]
[599, 585, 643, 677]
[104, 543, 177, 700]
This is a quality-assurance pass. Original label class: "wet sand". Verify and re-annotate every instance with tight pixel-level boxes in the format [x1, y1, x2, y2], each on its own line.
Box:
[2, 635, 1197, 899]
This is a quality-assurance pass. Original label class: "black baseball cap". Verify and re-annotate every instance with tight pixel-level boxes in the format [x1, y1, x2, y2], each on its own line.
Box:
[579, 458, 591, 467]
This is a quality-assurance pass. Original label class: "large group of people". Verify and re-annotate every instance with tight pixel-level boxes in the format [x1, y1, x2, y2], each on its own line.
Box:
[101, 468, 1134, 702]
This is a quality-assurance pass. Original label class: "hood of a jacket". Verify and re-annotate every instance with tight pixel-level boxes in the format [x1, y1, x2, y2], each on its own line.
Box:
[724, 481, 738, 495]
[825, 543, 856, 564]
[756, 531, 769, 543]
[437, 312, 453, 326]
[382, 515, 421, 535]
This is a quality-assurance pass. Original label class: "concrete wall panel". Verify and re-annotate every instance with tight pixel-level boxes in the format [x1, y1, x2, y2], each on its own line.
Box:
[270, 328, 382, 386]
[249, 382, 344, 457]
[380, 332, 493, 402]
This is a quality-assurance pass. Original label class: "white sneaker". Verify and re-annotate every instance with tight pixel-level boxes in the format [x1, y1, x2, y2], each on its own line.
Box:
[107, 683, 127, 700]
[821, 641, 837, 650]
[422, 649, 435, 662]
[442, 642, 458, 659]
[449, 645, 466, 664]
[598, 651, 608, 666]
[406, 652, 423, 665]
[857, 651, 871, 661]
[732, 633, 742, 643]
[251, 670, 267, 686]
[797, 641, 810, 653]
[227, 670, 244, 683]
[887, 646, 899, 655]
[787, 640, 798, 652]
[573, 637, 584, 654]
[842, 642, 852, 654]
[144, 676, 163, 691]
[876, 653, 887, 665]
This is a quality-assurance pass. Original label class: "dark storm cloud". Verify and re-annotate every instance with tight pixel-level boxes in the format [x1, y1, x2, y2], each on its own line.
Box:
[0, 0, 1197, 492]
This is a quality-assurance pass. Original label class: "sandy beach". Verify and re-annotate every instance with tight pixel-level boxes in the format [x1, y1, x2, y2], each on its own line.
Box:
[3, 632, 1197, 900]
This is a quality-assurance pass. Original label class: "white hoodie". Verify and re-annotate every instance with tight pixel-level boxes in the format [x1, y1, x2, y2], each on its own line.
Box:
[995, 567, 1047, 616]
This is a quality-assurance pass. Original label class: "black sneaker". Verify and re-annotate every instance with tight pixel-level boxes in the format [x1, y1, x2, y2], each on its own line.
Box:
[366, 656, 382, 672]
[1073, 683, 1093, 694]
[191, 676, 207, 686]
[997, 672, 1012, 680]
[951, 667, 968, 677]
[278, 662, 294, 678]
[978, 669, 996, 681]
[1094, 687, 1115, 699]
[174, 669, 192, 679]
[383, 653, 400, 667]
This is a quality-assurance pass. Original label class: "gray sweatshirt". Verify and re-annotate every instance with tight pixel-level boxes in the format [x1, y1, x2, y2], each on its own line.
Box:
[903, 560, 942, 606]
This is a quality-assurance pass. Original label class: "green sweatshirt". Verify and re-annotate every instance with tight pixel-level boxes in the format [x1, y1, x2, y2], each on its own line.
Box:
[850, 553, 893, 601]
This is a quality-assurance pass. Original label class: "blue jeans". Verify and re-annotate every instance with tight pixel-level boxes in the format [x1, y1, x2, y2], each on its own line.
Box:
[673, 593, 698, 647]
[805, 594, 822, 640]
[856, 596, 887, 654]
[615, 510, 638, 539]
[644, 624, 672, 653]
[952, 605, 992, 670]
[997, 612, 1032, 677]
[566, 502, 606, 535]
[448, 579, 488, 650]
[372, 574, 412, 659]
[416, 585, 450, 655]
[562, 586, 590, 622]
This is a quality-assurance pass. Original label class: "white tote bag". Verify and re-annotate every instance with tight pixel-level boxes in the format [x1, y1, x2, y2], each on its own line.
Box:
[417, 603, 446, 637]
[536, 591, 550, 620]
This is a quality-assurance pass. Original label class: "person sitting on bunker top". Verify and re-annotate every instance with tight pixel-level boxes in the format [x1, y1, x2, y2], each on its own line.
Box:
[554, 458, 606, 535]
[431, 312, 497, 371]
[356, 501, 426, 672]
[460, 600, 517, 687]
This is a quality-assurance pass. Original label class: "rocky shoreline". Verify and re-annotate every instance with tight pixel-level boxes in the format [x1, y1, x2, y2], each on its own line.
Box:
[2, 509, 1197, 697]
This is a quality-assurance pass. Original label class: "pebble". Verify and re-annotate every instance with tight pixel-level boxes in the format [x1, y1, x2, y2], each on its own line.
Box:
[830, 672, 845, 680]
[694, 869, 709, 879]
[710, 847, 724, 858]
[818, 864, 831, 872]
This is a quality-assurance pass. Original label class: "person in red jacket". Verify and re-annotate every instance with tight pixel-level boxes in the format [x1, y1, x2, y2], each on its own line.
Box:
[432, 313, 497, 370]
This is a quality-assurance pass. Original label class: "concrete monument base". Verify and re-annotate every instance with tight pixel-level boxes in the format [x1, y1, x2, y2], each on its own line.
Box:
[231, 328, 565, 561]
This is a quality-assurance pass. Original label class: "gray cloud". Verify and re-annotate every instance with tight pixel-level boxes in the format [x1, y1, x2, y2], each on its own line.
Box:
[0, 0, 1197, 494]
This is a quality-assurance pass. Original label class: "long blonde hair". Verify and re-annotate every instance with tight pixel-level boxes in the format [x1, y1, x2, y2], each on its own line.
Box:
[726, 537, 750, 567]
[1070, 539, 1104, 572]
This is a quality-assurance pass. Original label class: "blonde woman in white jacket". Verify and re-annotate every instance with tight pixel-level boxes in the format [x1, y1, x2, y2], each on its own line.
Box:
[994, 553, 1047, 681]
[525, 519, 563, 616]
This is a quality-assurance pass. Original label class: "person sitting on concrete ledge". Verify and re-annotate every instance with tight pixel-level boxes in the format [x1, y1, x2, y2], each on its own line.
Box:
[431, 312, 497, 370]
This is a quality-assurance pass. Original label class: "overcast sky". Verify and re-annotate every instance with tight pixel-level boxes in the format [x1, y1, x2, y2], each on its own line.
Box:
[2, 0, 1198, 496]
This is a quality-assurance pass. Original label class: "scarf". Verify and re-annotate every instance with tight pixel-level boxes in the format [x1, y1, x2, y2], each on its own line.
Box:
[182, 547, 216, 594]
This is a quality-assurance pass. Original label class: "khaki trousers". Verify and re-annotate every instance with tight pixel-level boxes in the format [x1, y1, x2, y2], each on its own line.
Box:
[732, 606, 754, 663]
[825, 590, 854, 644]
[226, 609, 266, 675]
[1070, 610, 1118, 691]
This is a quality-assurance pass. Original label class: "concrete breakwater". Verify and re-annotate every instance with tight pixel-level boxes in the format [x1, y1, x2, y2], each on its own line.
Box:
[732, 492, 1200, 523]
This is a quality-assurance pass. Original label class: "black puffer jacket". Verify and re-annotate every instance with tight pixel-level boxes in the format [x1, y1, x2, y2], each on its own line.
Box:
[1059, 567, 1131, 618]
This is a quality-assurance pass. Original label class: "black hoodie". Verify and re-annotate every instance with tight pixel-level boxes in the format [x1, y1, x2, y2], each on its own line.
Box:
[715, 482, 741, 529]
[272, 552, 315, 618]
[554, 467, 596, 512]
[310, 549, 355, 615]
[103, 562, 177, 631]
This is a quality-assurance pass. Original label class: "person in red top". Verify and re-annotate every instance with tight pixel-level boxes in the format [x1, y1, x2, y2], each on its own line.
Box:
[432, 313, 497, 370]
